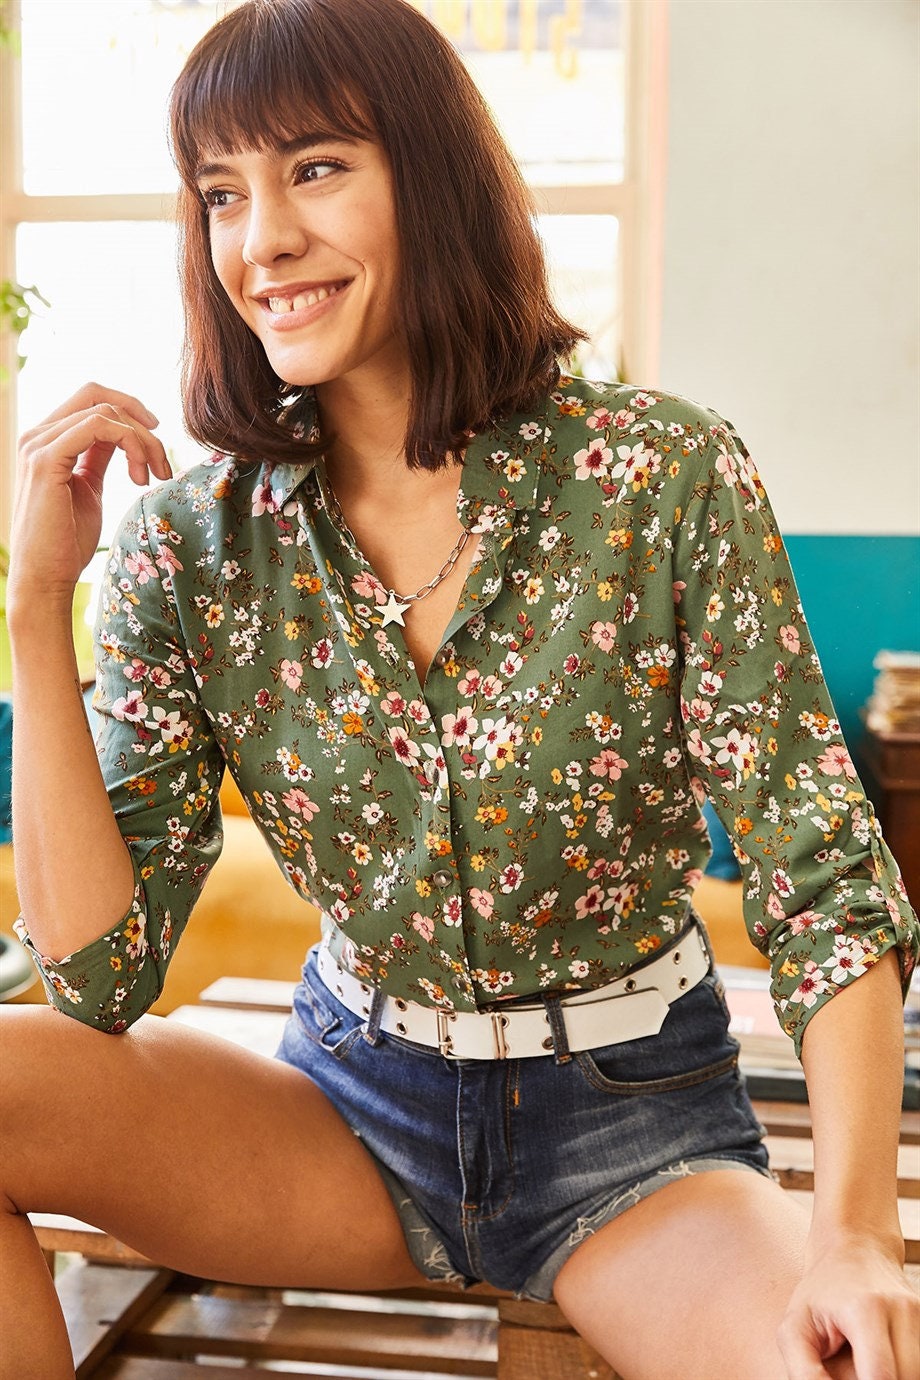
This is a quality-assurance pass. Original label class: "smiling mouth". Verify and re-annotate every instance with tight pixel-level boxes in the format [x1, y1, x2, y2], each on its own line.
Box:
[263, 280, 351, 314]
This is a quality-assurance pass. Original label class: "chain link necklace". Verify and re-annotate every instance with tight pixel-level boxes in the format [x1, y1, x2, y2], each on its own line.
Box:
[323, 474, 472, 628]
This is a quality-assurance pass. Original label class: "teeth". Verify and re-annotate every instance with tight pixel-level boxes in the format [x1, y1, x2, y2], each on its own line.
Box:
[267, 283, 343, 314]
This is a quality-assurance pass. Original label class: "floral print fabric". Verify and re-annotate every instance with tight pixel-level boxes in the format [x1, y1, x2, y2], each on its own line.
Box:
[17, 378, 919, 1053]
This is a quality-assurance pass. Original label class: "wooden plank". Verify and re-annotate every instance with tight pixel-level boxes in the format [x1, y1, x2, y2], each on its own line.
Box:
[197, 976, 296, 1011]
[52, 1260, 173, 1379]
[497, 1298, 572, 1332]
[766, 1135, 920, 1197]
[32, 1214, 153, 1267]
[753, 1101, 920, 1144]
[165, 1005, 289, 1058]
[498, 1324, 618, 1380]
[127, 1292, 498, 1375]
[785, 1191, 920, 1263]
[97, 1362, 279, 1379]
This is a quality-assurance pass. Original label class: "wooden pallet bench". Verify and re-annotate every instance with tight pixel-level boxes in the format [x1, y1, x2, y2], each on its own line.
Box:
[34, 977, 920, 1379]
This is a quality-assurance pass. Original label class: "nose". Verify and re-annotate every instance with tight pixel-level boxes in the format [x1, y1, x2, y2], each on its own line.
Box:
[242, 188, 309, 267]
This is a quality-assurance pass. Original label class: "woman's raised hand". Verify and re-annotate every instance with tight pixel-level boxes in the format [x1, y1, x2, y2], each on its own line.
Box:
[10, 382, 173, 609]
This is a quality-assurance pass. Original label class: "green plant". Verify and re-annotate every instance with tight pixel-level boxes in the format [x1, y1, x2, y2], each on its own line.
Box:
[0, 0, 20, 53]
[0, 281, 49, 377]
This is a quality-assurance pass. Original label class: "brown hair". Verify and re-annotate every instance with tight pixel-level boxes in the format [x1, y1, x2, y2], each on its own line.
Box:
[169, 0, 585, 469]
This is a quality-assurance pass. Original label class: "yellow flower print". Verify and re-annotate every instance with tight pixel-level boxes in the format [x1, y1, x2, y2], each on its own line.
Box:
[635, 934, 661, 955]
[531, 727, 543, 745]
[764, 534, 782, 555]
[110, 956, 122, 971]
[205, 604, 224, 628]
[705, 593, 724, 622]
[779, 958, 799, 979]
[470, 854, 486, 872]
[766, 737, 778, 755]
[342, 712, 365, 736]
[605, 527, 632, 550]
[284, 620, 299, 641]
[416, 878, 432, 897]
[551, 768, 563, 784]
[352, 842, 372, 864]
[596, 581, 614, 602]
[770, 585, 783, 607]
[292, 572, 322, 593]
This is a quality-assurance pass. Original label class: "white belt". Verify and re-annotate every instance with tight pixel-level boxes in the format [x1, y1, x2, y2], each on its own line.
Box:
[315, 923, 711, 1060]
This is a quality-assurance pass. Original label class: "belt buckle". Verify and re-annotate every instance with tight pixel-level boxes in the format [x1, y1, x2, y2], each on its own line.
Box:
[436, 1008, 454, 1057]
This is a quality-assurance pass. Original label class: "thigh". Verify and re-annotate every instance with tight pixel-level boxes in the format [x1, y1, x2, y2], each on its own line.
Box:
[0, 1005, 428, 1292]
[552, 1169, 856, 1380]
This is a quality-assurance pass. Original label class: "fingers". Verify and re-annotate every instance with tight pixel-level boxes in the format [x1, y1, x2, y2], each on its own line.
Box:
[21, 401, 172, 488]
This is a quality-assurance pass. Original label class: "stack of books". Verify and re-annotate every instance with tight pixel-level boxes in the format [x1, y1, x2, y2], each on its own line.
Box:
[723, 965, 920, 1109]
[865, 650, 920, 735]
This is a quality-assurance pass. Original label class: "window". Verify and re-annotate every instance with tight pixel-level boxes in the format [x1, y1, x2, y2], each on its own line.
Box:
[0, 0, 664, 547]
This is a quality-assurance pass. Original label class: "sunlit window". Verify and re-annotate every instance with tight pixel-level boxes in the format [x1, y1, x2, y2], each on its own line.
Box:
[7, 0, 634, 547]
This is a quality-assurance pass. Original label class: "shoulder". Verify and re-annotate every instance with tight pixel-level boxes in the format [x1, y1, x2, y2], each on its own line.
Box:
[110, 453, 284, 552]
[544, 375, 728, 443]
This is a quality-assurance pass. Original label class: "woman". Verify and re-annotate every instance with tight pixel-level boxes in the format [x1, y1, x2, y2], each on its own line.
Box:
[3, 1, 918, 1376]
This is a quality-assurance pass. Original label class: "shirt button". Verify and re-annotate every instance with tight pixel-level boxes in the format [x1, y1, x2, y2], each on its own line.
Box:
[432, 649, 449, 669]
[451, 975, 466, 991]
[432, 868, 453, 889]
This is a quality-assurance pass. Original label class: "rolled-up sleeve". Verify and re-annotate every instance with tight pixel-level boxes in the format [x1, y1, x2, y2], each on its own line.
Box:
[15, 491, 225, 1031]
[674, 416, 919, 1056]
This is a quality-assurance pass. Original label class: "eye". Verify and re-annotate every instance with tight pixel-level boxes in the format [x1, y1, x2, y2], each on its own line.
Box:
[292, 157, 347, 185]
[200, 186, 240, 211]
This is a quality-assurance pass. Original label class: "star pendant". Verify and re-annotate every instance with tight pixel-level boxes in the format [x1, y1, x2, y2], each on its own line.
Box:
[380, 590, 411, 628]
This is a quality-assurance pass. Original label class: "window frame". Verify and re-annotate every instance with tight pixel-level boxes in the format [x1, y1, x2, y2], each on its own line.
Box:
[0, 0, 667, 541]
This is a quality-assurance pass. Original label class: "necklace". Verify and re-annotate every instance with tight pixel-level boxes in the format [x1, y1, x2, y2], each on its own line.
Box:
[323, 474, 472, 628]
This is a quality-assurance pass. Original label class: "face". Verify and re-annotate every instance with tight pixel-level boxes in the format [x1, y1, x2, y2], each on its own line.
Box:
[196, 133, 405, 395]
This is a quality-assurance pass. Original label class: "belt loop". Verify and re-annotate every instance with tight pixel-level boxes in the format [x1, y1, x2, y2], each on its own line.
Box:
[541, 995, 572, 1065]
[363, 985, 386, 1046]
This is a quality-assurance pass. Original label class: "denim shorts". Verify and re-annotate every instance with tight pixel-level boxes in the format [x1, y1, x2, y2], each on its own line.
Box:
[274, 940, 772, 1302]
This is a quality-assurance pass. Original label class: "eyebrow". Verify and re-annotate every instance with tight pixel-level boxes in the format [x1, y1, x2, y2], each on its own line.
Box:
[194, 133, 360, 182]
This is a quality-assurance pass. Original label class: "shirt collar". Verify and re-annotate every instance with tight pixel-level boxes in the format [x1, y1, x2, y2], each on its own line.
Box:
[256, 391, 550, 523]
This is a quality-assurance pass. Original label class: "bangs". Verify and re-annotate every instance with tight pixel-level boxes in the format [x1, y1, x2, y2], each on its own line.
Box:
[169, 1, 376, 187]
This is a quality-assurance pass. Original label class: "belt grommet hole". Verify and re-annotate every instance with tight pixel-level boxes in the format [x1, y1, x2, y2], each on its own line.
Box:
[678, 975, 688, 990]
[542, 1036, 553, 1050]
[395, 998, 408, 1011]
[335, 984, 344, 997]
[673, 951, 682, 963]
[625, 978, 637, 993]
[396, 1021, 408, 1035]
[361, 1005, 369, 1016]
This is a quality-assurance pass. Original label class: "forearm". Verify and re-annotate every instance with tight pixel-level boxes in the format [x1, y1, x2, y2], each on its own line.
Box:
[799, 948, 906, 1261]
[10, 602, 135, 962]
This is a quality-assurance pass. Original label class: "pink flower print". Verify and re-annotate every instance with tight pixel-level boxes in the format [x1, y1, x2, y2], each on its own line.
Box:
[111, 690, 147, 723]
[407, 698, 430, 725]
[387, 725, 421, 767]
[771, 867, 795, 898]
[251, 478, 280, 517]
[789, 908, 824, 936]
[563, 654, 581, 675]
[279, 659, 303, 691]
[282, 788, 320, 821]
[590, 620, 617, 653]
[352, 570, 385, 603]
[816, 744, 857, 780]
[612, 409, 635, 429]
[480, 675, 502, 699]
[778, 625, 801, 654]
[586, 406, 614, 431]
[125, 549, 157, 584]
[411, 912, 435, 943]
[631, 391, 654, 410]
[442, 895, 464, 927]
[457, 670, 482, 696]
[123, 658, 147, 683]
[155, 546, 184, 577]
[672, 580, 686, 605]
[575, 885, 607, 919]
[589, 749, 628, 781]
[790, 960, 831, 1009]
[442, 708, 478, 748]
[766, 893, 786, 921]
[148, 666, 172, 690]
[380, 691, 407, 717]
[574, 439, 614, 481]
[684, 728, 713, 768]
[468, 888, 494, 919]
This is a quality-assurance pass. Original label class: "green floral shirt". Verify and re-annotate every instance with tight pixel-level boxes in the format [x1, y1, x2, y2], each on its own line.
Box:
[17, 377, 919, 1053]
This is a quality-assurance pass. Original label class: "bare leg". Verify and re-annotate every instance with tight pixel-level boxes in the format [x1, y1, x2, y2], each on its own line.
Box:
[553, 1170, 857, 1380]
[0, 1006, 429, 1379]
